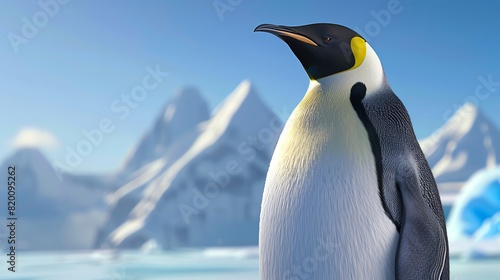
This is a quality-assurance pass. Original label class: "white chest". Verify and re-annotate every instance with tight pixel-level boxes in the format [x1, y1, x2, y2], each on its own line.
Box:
[259, 95, 398, 280]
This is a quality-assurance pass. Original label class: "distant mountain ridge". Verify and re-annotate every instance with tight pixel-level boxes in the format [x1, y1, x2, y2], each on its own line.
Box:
[97, 80, 283, 249]
[0, 148, 107, 250]
[419, 103, 500, 185]
[122, 87, 210, 172]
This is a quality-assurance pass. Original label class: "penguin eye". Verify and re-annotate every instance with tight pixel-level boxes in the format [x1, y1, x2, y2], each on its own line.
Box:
[323, 36, 333, 44]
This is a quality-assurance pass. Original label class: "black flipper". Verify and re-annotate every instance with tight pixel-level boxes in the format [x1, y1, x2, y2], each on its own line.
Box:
[395, 161, 448, 280]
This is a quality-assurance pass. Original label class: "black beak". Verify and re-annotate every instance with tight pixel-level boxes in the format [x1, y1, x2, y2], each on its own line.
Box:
[254, 24, 318, 47]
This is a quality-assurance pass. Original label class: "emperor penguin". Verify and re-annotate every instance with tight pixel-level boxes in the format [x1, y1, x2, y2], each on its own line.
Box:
[255, 23, 449, 280]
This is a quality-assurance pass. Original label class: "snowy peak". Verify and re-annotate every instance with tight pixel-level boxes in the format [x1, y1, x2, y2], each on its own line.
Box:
[420, 103, 477, 155]
[160, 87, 210, 136]
[208, 80, 276, 134]
[444, 102, 478, 137]
[217, 80, 258, 110]
[4, 147, 51, 168]
[419, 103, 500, 184]
[1, 148, 60, 193]
[123, 87, 210, 171]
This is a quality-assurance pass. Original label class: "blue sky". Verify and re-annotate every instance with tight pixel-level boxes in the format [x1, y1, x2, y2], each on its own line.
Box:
[1, 0, 499, 173]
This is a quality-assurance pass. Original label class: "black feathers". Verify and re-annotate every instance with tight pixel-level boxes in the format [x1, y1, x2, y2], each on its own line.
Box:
[349, 82, 400, 231]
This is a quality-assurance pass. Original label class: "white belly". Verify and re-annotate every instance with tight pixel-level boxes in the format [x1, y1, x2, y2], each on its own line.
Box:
[259, 99, 398, 280]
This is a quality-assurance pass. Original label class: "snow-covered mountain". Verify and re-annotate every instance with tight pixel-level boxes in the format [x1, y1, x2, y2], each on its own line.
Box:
[0, 148, 108, 250]
[419, 103, 500, 189]
[96, 88, 211, 247]
[121, 87, 210, 173]
[97, 80, 283, 250]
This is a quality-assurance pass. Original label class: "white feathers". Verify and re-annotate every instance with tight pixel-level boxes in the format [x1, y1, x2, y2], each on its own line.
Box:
[260, 62, 397, 279]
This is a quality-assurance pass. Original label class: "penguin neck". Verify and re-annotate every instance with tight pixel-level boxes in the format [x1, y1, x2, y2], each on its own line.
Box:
[307, 43, 386, 98]
[286, 43, 386, 156]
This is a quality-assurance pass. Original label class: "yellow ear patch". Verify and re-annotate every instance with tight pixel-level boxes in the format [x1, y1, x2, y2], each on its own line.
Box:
[350, 36, 366, 70]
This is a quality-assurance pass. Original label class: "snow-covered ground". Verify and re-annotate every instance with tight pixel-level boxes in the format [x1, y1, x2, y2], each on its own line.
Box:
[3, 249, 500, 280]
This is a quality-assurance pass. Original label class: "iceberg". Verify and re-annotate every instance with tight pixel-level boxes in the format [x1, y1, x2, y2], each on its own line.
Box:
[447, 167, 500, 241]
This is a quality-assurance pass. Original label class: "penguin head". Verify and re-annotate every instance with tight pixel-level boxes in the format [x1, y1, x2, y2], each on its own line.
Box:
[255, 23, 372, 80]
